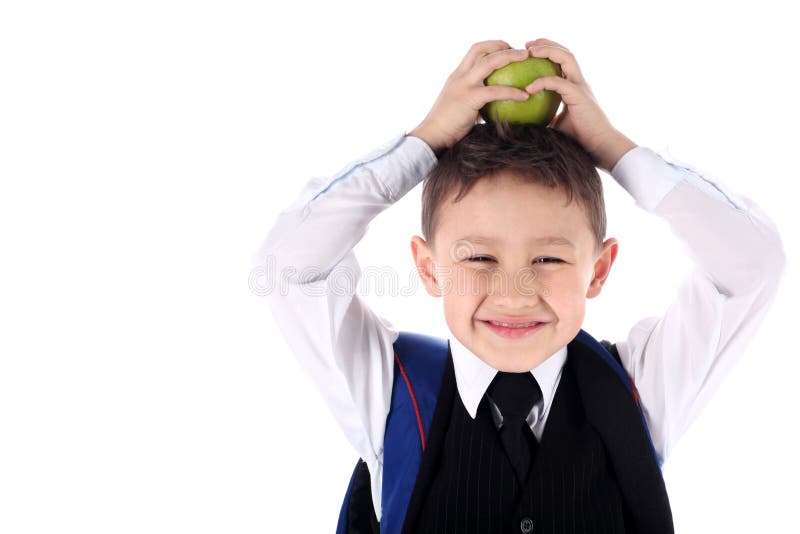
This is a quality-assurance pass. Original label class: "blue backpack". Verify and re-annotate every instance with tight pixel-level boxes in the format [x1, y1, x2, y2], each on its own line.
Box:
[336, 329, 659, 534]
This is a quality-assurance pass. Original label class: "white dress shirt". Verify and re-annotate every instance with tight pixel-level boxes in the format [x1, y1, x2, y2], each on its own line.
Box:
[450, 332, 567, 442]
[250, 131, 786, 522]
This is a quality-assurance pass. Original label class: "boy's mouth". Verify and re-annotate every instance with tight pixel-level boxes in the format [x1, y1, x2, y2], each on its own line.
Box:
[479, 319, 548, 339]
[482, 319, 541, 328]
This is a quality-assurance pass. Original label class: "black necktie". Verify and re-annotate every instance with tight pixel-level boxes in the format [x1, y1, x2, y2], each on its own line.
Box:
[487, 371, 543, 486]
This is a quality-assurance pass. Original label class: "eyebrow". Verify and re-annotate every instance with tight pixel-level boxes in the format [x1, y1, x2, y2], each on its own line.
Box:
[457, 234, 575, 248]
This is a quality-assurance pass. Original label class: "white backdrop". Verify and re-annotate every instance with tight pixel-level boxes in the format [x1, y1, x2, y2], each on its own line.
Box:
[1, 0, 798, 532]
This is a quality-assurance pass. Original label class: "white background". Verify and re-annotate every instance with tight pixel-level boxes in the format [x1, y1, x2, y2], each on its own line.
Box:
[1, 0, 798, 532]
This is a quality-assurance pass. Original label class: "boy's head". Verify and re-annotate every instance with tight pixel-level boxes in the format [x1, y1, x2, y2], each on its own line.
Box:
[410, 122, 619, 372]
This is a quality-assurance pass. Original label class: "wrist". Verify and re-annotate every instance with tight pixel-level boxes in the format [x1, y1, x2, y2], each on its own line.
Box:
[407, 125, 446, 158]
[593, 130, 637, 173]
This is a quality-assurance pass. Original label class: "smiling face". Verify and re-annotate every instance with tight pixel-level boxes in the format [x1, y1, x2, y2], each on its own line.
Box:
[411, 170, 619, 372]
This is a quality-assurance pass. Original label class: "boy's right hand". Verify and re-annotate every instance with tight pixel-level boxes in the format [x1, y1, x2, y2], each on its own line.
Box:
[407, 40, 531, 157]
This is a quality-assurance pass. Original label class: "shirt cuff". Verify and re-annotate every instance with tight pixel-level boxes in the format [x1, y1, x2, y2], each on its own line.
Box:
[611, 145, 750, 213]
[610, 146, 689, 212]
[347, 131, 438, 203]
[376, 133, 438, 202]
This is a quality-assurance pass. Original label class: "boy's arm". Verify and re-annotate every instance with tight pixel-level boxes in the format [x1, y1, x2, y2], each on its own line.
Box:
[609, 145, 787, 465]
[522, 37, 786, 464]
[250, 131, 436, 493]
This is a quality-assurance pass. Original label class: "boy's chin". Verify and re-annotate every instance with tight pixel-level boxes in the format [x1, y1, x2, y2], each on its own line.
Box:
[488, 356, 542, 373]
[475, 345, 547, 373]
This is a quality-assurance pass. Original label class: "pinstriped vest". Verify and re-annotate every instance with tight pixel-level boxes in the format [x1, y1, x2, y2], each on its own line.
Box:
[337, 330, 673, 533]
[411, 346, 628, 533]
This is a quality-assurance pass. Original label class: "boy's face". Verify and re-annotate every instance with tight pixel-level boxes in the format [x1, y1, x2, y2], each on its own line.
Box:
[411, 170, 618, 372]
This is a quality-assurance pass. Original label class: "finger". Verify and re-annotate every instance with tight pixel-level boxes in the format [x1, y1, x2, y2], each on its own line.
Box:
[525, 75, 579, 102]
[468, 47, 530, 83]
[474, 84, 531, 106]
[525, 37, 570, 52]
[527, 44, 584, 84]
[456, 39, 513, 73]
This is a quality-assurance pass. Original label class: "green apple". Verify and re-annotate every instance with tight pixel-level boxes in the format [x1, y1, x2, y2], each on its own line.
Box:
[480, 57, 562, 125]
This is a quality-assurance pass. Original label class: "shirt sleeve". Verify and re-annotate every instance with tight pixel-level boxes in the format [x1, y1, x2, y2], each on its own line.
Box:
[249, 131, 437, 518]
[609, 146, 787, 465]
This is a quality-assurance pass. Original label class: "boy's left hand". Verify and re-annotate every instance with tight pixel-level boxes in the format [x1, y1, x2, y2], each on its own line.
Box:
[524, 38, 636, 172]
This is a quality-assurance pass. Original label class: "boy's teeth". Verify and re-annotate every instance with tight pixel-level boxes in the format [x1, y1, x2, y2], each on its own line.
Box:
[489, 320, 538, 328]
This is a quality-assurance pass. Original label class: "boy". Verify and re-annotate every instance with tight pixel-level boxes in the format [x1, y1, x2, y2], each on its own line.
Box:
[251, 38, 785, 532]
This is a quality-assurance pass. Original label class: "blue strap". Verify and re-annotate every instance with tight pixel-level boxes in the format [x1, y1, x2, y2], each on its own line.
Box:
[335, 460, 360, 534]
[579, 330, 662, 469]
[380, 332, 448, 534]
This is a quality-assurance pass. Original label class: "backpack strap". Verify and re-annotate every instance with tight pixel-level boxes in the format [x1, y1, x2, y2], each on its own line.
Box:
[599, 339, 641, 407]
[573, 331, 672, 530]
[381, 331, 449, 534]
[597, 336, 660, 469]
[336, 331, 449, 534]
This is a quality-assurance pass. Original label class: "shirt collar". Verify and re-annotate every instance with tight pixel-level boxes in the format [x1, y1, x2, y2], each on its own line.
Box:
[448, 333, 568, 420]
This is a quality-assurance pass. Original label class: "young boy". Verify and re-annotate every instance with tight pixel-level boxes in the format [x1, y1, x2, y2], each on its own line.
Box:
[251, 38, 785, 533]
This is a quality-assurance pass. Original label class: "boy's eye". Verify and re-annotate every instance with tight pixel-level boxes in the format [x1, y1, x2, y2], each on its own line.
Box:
[467, 256, 564, 264]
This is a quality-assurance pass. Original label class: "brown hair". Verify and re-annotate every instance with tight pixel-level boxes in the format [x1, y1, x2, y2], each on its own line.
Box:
[421, 121, 606, 255]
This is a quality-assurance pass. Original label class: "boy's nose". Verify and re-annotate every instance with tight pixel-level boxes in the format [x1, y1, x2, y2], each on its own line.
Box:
[487, 267, 548, 303]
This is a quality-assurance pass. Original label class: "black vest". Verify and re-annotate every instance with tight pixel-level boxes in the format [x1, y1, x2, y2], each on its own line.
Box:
[344, 337, 674, 533]
[408, 349, 629, 533]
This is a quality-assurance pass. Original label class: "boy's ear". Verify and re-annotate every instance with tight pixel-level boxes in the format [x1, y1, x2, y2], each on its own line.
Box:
[586, 237, 619, 299]
[410, 235, 442, 297]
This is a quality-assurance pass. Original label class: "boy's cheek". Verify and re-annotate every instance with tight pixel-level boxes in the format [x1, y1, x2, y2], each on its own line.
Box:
[532, 274, 580, 300]
[436, 266, 485, 297]
[443, 293, 481, 324]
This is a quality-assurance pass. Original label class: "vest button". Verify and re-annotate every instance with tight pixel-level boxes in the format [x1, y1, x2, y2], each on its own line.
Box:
[520, 517, 534, 533]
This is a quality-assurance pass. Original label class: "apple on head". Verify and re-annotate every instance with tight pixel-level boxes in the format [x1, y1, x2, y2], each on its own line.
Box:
[480, 57, 562, 125]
